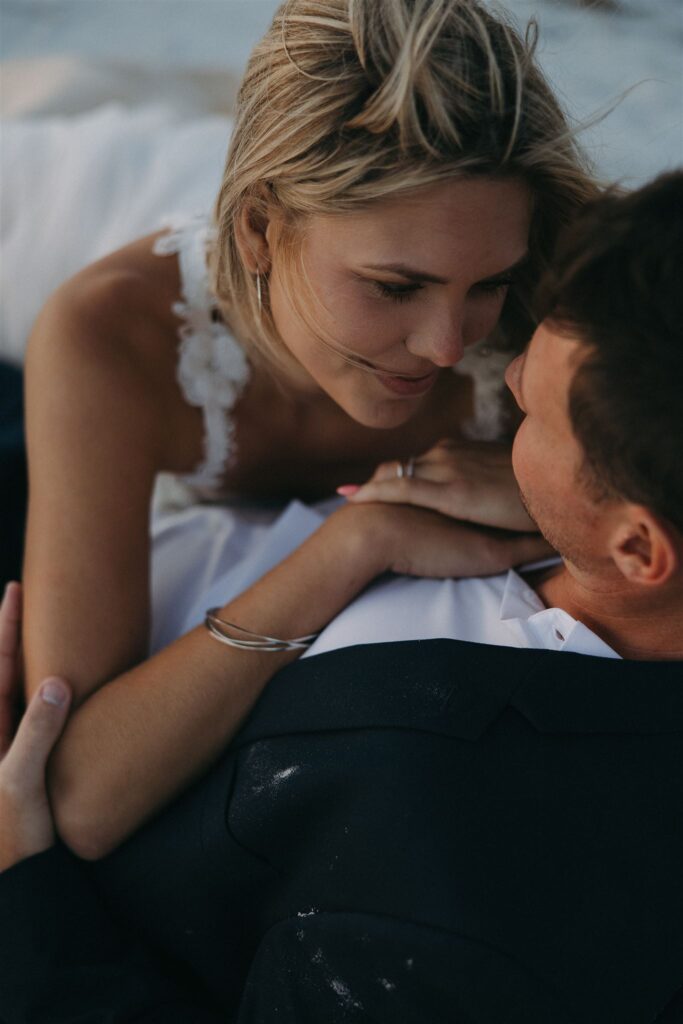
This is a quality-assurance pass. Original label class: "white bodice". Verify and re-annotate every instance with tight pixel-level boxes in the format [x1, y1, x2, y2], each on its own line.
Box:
[153, 214, 251, 494]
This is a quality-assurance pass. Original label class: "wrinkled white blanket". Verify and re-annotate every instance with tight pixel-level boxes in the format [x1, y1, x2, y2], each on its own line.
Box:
[0, 58, 235, 364]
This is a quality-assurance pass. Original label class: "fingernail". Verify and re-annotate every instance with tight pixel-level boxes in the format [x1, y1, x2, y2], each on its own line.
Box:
[336, 485, 361, 497]
[41, 678, 69, 708]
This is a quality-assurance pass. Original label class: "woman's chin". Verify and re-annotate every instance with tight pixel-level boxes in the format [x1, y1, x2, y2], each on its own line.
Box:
[344, 394, 423, 431]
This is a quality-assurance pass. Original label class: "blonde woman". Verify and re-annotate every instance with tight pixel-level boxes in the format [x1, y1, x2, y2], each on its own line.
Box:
[22, 0, 596, 860]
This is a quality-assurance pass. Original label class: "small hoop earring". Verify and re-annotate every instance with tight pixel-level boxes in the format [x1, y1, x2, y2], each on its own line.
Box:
[255, 271, 263, 316]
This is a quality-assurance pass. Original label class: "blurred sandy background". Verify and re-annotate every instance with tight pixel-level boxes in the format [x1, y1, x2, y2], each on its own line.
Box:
[1, 0, 681, 185]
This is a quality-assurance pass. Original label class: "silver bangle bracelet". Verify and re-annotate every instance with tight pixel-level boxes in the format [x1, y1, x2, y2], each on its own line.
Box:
[204, 608, 319, 652]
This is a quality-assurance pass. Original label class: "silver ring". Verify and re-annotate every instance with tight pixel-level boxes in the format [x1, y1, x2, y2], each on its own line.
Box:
[397, 456, 416, 480]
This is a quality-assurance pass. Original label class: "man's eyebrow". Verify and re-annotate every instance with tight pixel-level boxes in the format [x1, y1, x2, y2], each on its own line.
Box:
[360, 251, 529, 286]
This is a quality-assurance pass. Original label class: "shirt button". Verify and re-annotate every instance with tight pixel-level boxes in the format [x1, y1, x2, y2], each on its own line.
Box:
[555, 628, 565, 642]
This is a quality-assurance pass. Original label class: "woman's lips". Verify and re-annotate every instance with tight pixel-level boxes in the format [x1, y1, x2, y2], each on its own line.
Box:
[376, 369, 439, 396]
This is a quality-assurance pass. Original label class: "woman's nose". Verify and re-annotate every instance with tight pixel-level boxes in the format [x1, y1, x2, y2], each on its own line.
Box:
[406, 307, 466, 368]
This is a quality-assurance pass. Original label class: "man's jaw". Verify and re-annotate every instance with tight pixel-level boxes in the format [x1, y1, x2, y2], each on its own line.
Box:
[517, 486, 539, 531]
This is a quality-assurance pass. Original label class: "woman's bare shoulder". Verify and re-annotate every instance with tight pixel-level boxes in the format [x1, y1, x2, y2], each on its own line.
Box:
[33, 231, 179, 361]
[26, 231, 201, 470]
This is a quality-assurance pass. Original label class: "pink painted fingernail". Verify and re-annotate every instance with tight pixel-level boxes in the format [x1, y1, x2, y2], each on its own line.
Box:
[41, 678, 69, 708]
[336, 485, 361, 497]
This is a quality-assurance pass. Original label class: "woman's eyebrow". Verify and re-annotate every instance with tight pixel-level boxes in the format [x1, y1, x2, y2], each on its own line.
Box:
[361, 251, 529, 286]
[481, 251, 530, 282]
[360, 262, 448, 284]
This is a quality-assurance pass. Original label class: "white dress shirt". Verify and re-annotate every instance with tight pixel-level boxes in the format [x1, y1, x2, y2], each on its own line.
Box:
[149, 499, 619, 660]
[304, 562, 618, 660]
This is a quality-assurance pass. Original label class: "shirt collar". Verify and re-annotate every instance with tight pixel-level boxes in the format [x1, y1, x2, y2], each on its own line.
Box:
[499, 568, 620, 660]
[499, 568, 546, 621]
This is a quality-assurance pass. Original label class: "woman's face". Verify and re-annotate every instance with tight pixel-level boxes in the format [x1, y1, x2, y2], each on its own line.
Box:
[267, 176, 532, 428]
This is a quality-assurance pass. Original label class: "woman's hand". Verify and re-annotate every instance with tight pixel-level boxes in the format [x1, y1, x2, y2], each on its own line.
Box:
[338, 438, 536, 533]
[0, 582, 72, 872]
[342, 502, 552, 581]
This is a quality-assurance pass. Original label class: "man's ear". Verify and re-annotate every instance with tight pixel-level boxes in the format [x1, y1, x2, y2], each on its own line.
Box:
[235, 200, 274, 275]
[609, 505, 679, 586]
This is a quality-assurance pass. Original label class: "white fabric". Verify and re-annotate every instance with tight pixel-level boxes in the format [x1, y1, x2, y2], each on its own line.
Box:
[153, 216, 251, 489]
[306, 556, 620, 660]
[1, 57, 238, 121]
[452, 339, 512, 442]
[150, 500, 325, 655]
[0, 104, 232, 364]
[149, 499, 619, 660]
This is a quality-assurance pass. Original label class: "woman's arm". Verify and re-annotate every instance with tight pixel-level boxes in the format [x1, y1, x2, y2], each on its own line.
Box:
[46, 501, 398, 861]
[46, 498, 542, 861]
[23, 269, 169, 702]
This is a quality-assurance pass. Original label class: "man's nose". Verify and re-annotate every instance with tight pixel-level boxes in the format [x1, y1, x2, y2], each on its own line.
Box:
[505, 353, 523, 407]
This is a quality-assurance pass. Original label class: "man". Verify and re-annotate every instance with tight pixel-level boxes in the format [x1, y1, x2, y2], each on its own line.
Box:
[1, 173, 682, 1023]
[0, 362, 27, 590]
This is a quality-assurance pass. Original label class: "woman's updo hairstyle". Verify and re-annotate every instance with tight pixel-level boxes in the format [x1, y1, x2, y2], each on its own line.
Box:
[210, 0, 598, 371]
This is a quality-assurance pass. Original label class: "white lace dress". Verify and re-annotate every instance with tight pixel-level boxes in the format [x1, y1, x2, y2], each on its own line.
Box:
[152, 213, 251, 510]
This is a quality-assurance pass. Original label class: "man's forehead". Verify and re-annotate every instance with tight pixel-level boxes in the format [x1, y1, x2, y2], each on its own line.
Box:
[530, 320, 586, 370]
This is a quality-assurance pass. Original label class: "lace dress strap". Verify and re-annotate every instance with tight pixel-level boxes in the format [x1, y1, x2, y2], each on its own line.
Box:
[153, 214, 251, 493]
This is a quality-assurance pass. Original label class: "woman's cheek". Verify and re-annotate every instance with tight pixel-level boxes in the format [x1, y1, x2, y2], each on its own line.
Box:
[327, 299, 407, 359]
[462, 294, 506, 348]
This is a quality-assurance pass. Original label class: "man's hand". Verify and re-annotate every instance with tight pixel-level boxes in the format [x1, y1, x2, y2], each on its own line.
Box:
[339, 438, 537, 533]
[0, 582, 71, 872]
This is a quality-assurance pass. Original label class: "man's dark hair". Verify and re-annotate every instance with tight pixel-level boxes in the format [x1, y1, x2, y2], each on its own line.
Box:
[537, 169, 683, 533]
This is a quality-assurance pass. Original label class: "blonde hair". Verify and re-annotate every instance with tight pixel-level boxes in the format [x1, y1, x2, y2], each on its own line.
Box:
[210, 0, 599, 374]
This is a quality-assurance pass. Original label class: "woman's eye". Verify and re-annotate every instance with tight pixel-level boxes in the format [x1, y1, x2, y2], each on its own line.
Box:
[475, 277, 514, 296]
[371, 280, 424, 303]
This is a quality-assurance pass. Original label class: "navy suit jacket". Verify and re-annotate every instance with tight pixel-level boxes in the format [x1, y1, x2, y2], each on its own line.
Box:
[0, 361, 27, 589]
[2, 640, 683, 1023]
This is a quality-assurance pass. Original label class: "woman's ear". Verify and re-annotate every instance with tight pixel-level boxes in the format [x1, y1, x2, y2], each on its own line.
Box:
[235, 201, 274, 275]
[609, 505, 679, 587]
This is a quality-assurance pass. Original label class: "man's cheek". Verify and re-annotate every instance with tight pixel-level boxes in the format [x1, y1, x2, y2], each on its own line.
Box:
[510, 421, 530, 486]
